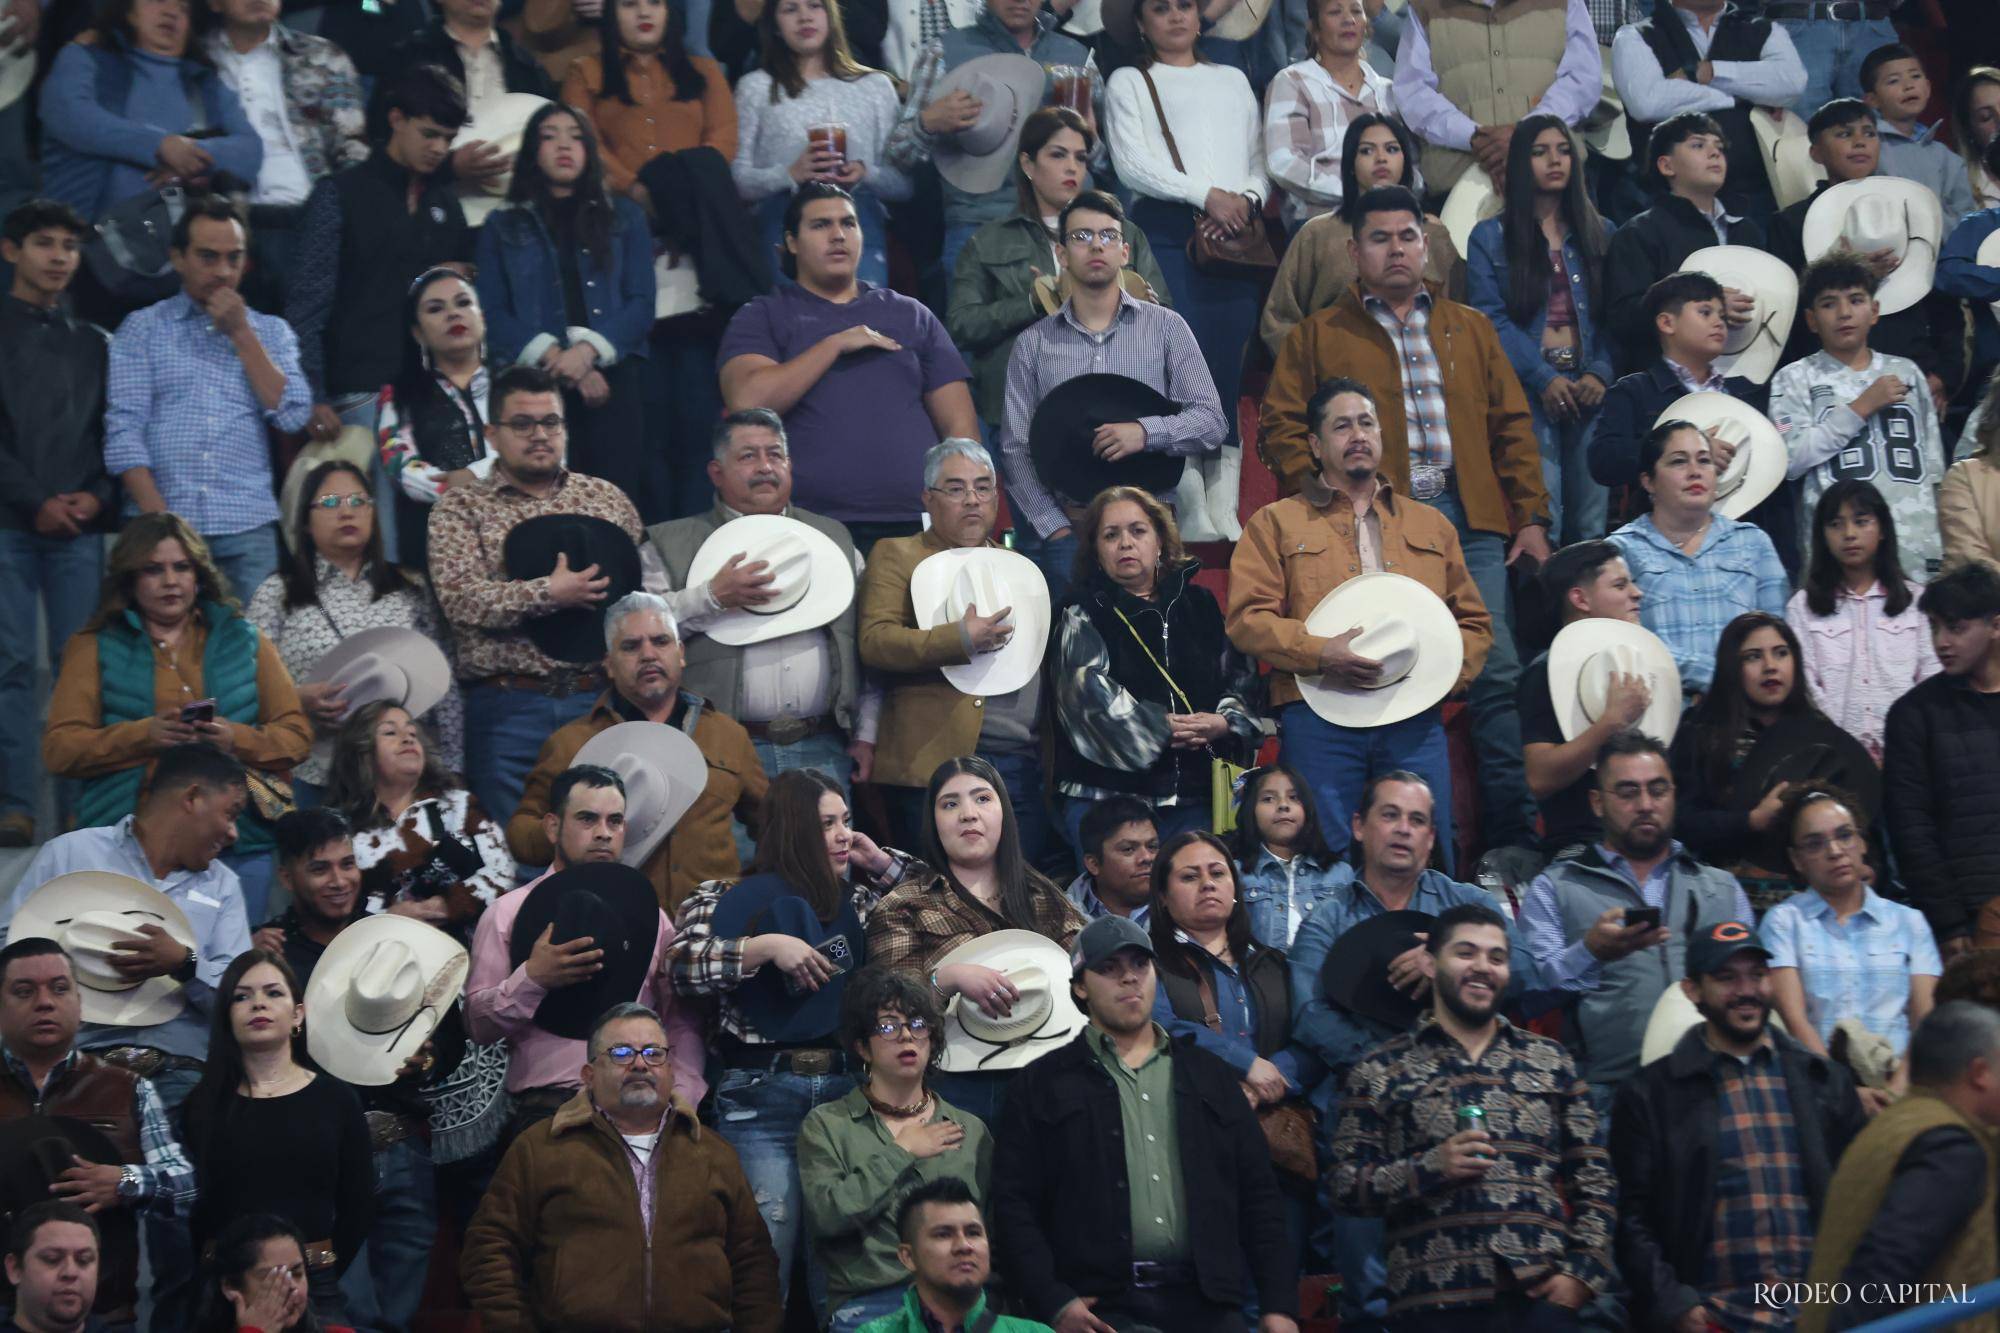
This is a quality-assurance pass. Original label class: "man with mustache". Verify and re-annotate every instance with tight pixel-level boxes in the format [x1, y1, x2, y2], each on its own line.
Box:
[463, 1001, 782, 1333]
[1608, 920, 1866, 1333]
[1331, 902, 1616, 1330]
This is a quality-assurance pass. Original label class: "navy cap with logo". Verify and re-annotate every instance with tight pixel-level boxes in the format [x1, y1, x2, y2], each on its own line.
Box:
[1685, 920, 1773, 978]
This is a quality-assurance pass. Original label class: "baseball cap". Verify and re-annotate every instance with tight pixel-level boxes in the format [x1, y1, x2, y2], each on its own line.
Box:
[1685, 920, 1773, 978]
[1070, 914, 1155, 975]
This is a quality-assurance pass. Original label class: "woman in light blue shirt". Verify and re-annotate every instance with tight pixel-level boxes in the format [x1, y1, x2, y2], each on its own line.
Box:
[1231, 763, 1352, 949]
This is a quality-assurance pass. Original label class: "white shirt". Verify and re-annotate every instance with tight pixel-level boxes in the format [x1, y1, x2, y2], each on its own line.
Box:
[1105, 61, 1270, 210]
[1609, 6, 1806, 124]
[214, 32, 314, 206]
[454, 30, 508, 121]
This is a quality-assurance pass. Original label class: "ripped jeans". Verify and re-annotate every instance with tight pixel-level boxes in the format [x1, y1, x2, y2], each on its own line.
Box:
[713, 1065, 857, 1315]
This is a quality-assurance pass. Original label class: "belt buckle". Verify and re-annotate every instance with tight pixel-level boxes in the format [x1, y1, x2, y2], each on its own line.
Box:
[787, 1048, 833, 1076]
[1408, 463, 1447, 501]
[303, 1242, 338, 1272]
[765, 714, 811, 747]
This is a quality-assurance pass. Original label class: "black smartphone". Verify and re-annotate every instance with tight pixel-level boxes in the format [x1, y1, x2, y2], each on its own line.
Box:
[1624, 907, 1661, 930]
[782, 934, 855, 996]
[181, 698, 217, 725]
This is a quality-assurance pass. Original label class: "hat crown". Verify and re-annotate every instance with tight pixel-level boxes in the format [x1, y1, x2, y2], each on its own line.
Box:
[60, 910, 158, 992]
[958, 966, 1053, 1042]
[947, 562, 1012, 626]
[746, 535, 813, 616]
[1578, 644, 1643, 721]
[1350, 618, 1417, 689]
[958, 77, 1021, 155]
[1842, 194, 1909, 258]
[331, 652, 411, 706]
[346, 941, 425, 1034]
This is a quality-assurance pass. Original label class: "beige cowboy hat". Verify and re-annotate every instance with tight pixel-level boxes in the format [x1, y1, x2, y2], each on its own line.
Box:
[934, 55, 1050, 196]
[573, 721, 708, 868]
[9, 874, 198, 1027]
[1439, 165, 1500, 260]
[1547, 619, 1683, 747]
[683, 514, 855, 647]
[1581, 54, 1631, 162]
[278, 425, 378, 555]
[911, 548, 1052, 697]
[1802, 177, 1945, 317]
[1208, 0, 1271, 42]
[1750, 108, 1821, 210]
[934, 929, 1087, 1072]
[1655, 391, 1787, 520]
[1294, 572, 1464, 728]
[1680, 246, 1798, 384]
[303, 627, 454, 766]
[0, 13, 35, 111]
[452, 93, 554, 225]
[305, 914, 468, 1086]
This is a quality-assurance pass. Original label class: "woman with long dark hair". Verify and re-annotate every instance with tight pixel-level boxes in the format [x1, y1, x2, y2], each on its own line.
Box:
[193, 1213, 353, 1333]
[1466, 114, 1614, 544]
[1231, 763, 1347, 949]
[475, 103, 657, 512]
[181, 950, 373, 1325]
[1786, 480, 1939, 762]
[563, 0, 737, 204]
[373, 268, 493, 566]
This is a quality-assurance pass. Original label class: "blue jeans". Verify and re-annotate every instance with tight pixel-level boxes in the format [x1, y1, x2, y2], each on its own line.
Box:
[340, 1138, 438, 1333]
[222, 849, 276, 927]
[980, 746, 1057, 875]
[828, 1285, 909, 1333]
[206, 523, 281, 607]
[0, 528, 102, 820]
[713, 1066, 856, 1314]
[1277, 702, 1453, 873]
[0, 95, 36, 222]
[760, 189, 890, 290]
[1131, 198, 1259, 451]
[462, 684, 600, 830]
[140, 1067, 204, 1333]
[645, 324, 725, 522]
[1061, 796, 1207, 872]
[739, 730, 853, 862]
[1007, 517, 1079, 608]
[1426, 487, 1535, 849]
[941, 220, 981, 286]
[1780, 17, 1899, 118]
[926, 1068, 1012, 1127]
[1534, 399, 1608, 545]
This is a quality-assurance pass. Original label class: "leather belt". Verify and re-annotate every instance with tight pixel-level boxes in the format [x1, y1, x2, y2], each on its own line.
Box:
[1130, 1261, 1198, 1289]
[96, 1047, 206, 1079]
[471, 668, 607, 699]
[1761, 0, 1892, 18]
[364, 1109, 428, 1151]
[719, 1043, 848, 1076]
[740, 714, 840, 746]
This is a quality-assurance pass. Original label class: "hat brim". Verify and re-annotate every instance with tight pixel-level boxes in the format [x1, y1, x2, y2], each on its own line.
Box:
[1027, 373, 1187, 503]
[931, 930, 1087, 1072]
[507, 864, 663, 1039]
[1546, 620, 1683, 745]
[1654, 392, 1788, 519]
[1439, 166, 1501, 260]
[10, 873, 198, 1028]
[502, 514, 645, 663]
[1681, 247, 1799, 384]
[934, 57, 1051, 196]
[1293, 573, 1464, 727]
[450, 93, 553, 213]
[910, 548, 1053, 697]
[305, 915, 469, 1086]
[573, 721, 709, 868]
[1801, 178, 1945, 317]
[304, 627, 455, 767]
[683, 515, 856, 647]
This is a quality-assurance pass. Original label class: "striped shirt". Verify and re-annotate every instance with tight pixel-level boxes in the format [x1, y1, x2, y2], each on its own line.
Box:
[1701, 1039, 1815, 1329]
[1262, 58, 1393, 231]
[1363, 290, 1454, 472]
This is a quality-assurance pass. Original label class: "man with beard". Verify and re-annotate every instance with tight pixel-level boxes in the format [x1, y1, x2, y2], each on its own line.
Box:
[855, 1178, 1051, 1333]
[3, 1203, 102, 1333]
[463, 1002, 782, 1333]
[1520, 730, 1754, 1113]
[1331, 903, 1616, 1331]
[1608, 920, 1866, 1333]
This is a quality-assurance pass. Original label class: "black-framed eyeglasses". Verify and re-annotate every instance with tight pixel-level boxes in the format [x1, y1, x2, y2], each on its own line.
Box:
[501, 415, 567, 436]
[872, 1018, 931, 1040]
[1065, 227, 1124, 248]
[603, 1044, 670, 1067]
[310, 494, 375, 510]
[928, 480, 996, 502]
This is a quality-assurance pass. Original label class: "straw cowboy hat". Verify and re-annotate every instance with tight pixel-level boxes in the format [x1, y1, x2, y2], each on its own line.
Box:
[1680, 246, 1798, 384]
[934, 929, 1087, 1072]
[1654, 392, 1787, 520]
[451, 93, 553, 225]
[573, 721, 709, 868]
[1439, 165, 1501, 260]
[302, 627, 454, 765]
[683, 514, 856, 647]
[305, 914, 468, 1086]
[910, 547, 1052, 697]
[10, 874, 199, 1027]
[1802, 177, 1945, 317]
[1546, 619, 1683, 747]
[1750, 108, 1821, 210]
[933, 55, 1050, 196]
[1294, 573, 1465, 728]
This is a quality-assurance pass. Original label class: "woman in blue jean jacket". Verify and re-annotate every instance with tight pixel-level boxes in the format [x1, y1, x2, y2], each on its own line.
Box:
[476, 103, 657, 509]
[1467, 113, 1615, 545]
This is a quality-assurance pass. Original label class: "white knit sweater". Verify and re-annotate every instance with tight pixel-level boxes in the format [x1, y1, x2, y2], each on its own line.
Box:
[1105, 60, 1270, 210]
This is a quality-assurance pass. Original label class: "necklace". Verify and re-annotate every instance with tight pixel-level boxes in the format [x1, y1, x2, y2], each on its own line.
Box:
[242, 1065, 309, 1099]
[865, 1086, 933, 1119]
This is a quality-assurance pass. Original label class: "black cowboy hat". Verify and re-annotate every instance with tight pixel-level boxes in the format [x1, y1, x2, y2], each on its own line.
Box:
[1733, 715, 1882, 820]
[1028, 374, 1186, 506]
[501, 514, 643, 664]
[0, 1115, 139, 1303]
[709, 874, 862, 1043]
[507, 863, 661, 1040]
[1319, 910, 1439, 1032]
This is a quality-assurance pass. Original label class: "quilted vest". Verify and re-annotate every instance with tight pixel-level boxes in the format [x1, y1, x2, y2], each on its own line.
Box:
[1630, 8, 1773, 205]
[1409, 0, 1569, 191]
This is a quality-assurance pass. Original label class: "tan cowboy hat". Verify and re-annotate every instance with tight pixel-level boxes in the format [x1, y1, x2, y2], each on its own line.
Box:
[452, 93, 554, 225]
[303, 627, 453, 765]
[1546, 619, 1683, 747]
[1655, 392, 1787, 520]
[934, 56, 1050, 196]
[910, 548, 1052, 697]
[1294, 573, 1464, 728]
[1208, 0, 1271, 42]
[9, 874, 198, 1027]
[573, 721, 708, 868]
[1802, 177, 1945, 317]
[1680, 246, 1798, 384]
[683, 514, 855, 647]
[934, 929, 1087, 1072]
[0, 13, 35, 111]
[1750, 108, 1820, 210]
[1439, 165, 1500, 260]
[1031, 266, 1156, 316]
[305, 915, 468, 1086]
[278, 425, 378, 555]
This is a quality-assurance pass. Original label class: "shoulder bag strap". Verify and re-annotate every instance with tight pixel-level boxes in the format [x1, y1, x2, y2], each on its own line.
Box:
[1111, 607, 1194, 714]
[1137, 68, 1187, 176]
[1189, 956, 1224, 1033]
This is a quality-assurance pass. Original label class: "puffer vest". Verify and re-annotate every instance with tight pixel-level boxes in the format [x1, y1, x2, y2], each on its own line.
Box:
[1409, 0, 1569, 191]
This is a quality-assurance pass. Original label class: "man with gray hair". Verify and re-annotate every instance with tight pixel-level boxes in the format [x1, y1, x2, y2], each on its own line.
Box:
[506, 591, 767, 914]
[1797, 999, 2000, 1331]
[858, 439, 1049, 858]
[638, 408, 881, 797]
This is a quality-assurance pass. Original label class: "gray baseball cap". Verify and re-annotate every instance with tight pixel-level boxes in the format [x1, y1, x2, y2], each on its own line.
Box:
[1070, 914, 1155, 975]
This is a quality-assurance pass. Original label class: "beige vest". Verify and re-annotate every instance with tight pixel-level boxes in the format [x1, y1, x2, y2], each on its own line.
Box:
[1409, 0, 1569, 192]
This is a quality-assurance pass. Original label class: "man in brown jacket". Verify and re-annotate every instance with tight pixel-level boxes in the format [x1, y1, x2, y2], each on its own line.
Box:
[1261, 184, 1548, 852]
[462, 1001, 783, 1333]
[1229, 376, 1492, 866]
[507, 592, 768, 915]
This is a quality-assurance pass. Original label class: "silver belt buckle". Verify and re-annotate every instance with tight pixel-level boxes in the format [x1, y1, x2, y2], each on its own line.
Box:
[766, 714, 812, 746]
[1408, 464, 1447, 501]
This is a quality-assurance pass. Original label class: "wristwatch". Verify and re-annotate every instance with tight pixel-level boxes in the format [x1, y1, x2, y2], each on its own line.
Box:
[116, 1165, 141, 1200]
[170, 947, 197, 984]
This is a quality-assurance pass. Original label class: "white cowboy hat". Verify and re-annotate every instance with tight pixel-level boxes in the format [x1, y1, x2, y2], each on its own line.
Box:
[303, 627, 454, 766]
[1581, 55, 1631, 162]
[1802, 177, 1945, 317]
[1680, 246, 1798, 384]
[934, 929, 1087, 1072]
[934, 55, 1050, 196]
[1750, 108, 1820, 210]
[1439, 165, 1501, 260]
[910, 548, 1052, 697]
[1640, 978, 1789, 1065]
[0, 13, 35, 112]
[9, 874, 198, 1027]
[573, 721, 708, 867]
[1974, 230, 2000, 325]
[1294, 573, 1465, 728]
[683, 514, 855, 647]
[1655, 392, 1787, 520]
[1546, 619, 1683, 747]
[278, 426, 377, 555]
[305, 914, 468, 1086]
[451, 93, 554, 225]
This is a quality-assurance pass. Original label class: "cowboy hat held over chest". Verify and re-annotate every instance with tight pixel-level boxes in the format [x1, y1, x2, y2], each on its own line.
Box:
[507, 862, 661, 1041]
[933, 929, 1087, 1072]
[451, 93, 553, 225]
[1802, 177, 1944, 317]
[683, 514, 855, 647]
[306, 914, 469, 1086]
[572, 721, 708, 868]
[910, 547, 1052, 697]
[1319, 910, 1437, 1032]
[1680, 245, 1799, 385]
[933, 55, 1050, 196]
[502, 513, 644, 664]
[1294, 573, 1464, 728]
[9, 873, 199, 1028]
[303, 627, 453, 764]
[1654, 391, 1787, 520]
[1547, 619, 1683, 746]
[1028, 373, 1187, 504]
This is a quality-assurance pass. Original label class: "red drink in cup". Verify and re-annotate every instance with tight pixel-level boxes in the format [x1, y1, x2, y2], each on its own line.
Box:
[1048, 65, 1088, 112]
[808, 122, 849, 170]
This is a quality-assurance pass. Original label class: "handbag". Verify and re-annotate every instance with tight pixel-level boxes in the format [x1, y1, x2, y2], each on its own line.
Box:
[244, 769, 297, 824]
[1111, 607, 1242, 828]
[1137, 68, 1277, 277]
[1191, 964, 1319, 1182]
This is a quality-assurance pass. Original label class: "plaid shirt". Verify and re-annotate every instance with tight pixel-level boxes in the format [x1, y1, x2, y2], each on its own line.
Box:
[1608, 511, 1789, 692]
[665, 849, 919, 1043]
[1263, 58, 1393, 230]
[1587, 0, 1646, 46]
[1700, 1038, 1815, 1329]
[863, 871, 1086, 978]
[1330, 1014, 1617, 1316]
[1362, 290, 1454, 472]
[1, 1046, 199, 1218]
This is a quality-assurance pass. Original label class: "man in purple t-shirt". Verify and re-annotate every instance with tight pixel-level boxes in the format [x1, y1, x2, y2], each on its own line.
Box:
[719, 183, 977, 548]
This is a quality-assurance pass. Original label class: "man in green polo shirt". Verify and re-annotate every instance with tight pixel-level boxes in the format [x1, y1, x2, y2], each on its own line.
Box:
[857, 1178, 1052, 1333]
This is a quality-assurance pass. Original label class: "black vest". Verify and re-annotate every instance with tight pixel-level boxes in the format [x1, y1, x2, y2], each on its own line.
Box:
[1155, 942, 1293, 1059]
[1631, 6, 1776, 211]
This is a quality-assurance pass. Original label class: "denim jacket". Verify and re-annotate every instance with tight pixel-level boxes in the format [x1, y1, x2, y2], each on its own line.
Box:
[1465, 215, 1617, 398]
[1238, 844, 1353, 950]
[474, 194, 656, 367]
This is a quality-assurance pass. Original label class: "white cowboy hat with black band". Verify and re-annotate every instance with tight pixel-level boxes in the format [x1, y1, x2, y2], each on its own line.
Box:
[303, 627, 454, 766]
[1546, 619, 1682, 746]
[573, 721, 708, 867]
[1655, 392, 1787, 520]
[933, 55, 1050, 196]
[683, 514, 855, 647]
[1750, 108, 1820, 210]
[10, 873, 198, 1027]
[1295, 573, 1464, 728]
[1680, 246, 1798, 385]
[934, 929, 1087, 1072]
[451, 93, 554, 225]
[1802, 177, 1945, 317]
[910, 548, 1051, 697]
[305, 914, 468, 1086]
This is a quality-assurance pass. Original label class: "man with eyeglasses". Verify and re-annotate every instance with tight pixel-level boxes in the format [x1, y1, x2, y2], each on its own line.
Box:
[464, 1000, 783, 1333]
[996, 190, 1225, 600]
[427, 362, 645, 825]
